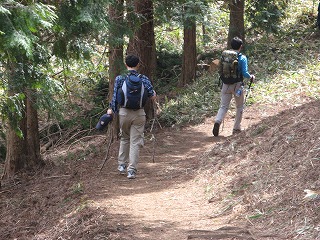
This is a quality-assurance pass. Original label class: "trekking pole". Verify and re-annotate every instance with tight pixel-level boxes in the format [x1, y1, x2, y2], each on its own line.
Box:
[150, 98, 162, 163]
[244, 76, 254, 105]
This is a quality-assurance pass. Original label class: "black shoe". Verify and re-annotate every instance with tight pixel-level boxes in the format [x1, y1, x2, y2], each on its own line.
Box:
[213, 122, 220, 137]
[232, 129, 241, 135]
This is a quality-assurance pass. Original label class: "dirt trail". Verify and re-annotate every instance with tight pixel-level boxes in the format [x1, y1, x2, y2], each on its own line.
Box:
[85, 107, 269, 239]
[0, 104, 282, 240]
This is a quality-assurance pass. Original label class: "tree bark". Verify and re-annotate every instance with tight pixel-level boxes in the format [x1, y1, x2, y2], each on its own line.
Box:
[25, 89, 43, 169]
[2, 122, 26, 179]
[108, 0, 125, 137]
[179, 16, 197, 87]
[127, 0, 156, 79]
[127, 0, 156, 119]
[227, 0, 245, 48]
[108, 0, 125, 99]
[2, 83, 27, 179]
[2, 66, 43, 181]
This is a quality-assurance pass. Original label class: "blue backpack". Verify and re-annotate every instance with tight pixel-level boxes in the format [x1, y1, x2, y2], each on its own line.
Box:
[117, 73, 148, 110]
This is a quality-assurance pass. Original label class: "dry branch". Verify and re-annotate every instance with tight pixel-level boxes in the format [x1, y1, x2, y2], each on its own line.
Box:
[98, 126, 114, 174]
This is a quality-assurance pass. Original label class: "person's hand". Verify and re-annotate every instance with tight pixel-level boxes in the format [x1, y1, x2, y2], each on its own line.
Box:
[152, 97, 161, 116]
[107, 109, 113, 115]
[150, 90, 157, 101]
[250, 75, 255, 82]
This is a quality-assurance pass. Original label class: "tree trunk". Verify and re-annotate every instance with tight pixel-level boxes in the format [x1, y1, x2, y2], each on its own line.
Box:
[108, 0, 125, 99]
[127, 0, 156, 119]
[25, 89, 43, 169]
[2, 122, 26, 179]
[2, 68, 43, 181]
[2, 85, 27, 179]
[227, 0, 245, 48]
[127, 0, 156, 78]
[179, 17, 197, 87]
[108, 0, 125, 137]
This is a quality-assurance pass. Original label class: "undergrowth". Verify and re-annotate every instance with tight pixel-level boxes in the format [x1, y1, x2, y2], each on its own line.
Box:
[158, 73, 221, 126]
[249, 6, 320, 105]
[158, 31, 319, 127]
[159, 0, 319, 126]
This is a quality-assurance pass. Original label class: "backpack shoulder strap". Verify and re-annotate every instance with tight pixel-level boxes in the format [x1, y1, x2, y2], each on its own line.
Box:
[127, 71, 142, 78]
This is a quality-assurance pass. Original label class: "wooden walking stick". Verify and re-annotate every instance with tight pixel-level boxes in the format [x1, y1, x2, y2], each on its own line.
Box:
[98, 124, 114, 174]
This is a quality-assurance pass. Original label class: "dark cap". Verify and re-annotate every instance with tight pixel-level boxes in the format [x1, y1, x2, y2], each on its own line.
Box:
[95, 114, 113, 130]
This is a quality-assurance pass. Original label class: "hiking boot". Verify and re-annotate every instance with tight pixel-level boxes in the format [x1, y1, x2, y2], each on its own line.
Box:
[118, 164, 126, 174]
[232, 129, 241, 135]
[213, 122, 220, 137]
[127, 170, 136, 179]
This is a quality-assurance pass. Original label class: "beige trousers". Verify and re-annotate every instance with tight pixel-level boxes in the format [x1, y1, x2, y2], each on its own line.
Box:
[118, 108, 146, 173]
[215, 82, 245, 130]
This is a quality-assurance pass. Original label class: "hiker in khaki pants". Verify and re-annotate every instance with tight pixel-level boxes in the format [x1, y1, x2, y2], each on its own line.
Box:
[117, 108, 146, 178]
[107, 55, 156, 179]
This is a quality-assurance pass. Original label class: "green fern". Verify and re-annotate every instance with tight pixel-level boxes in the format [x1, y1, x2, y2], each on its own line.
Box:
[7, 30, 35, 57]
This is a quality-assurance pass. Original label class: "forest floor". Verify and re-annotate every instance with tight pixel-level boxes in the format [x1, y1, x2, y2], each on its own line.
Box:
[1, 95, 320, 240]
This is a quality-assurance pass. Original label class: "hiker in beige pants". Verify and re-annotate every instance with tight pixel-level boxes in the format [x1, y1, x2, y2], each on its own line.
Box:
[118, 108, 146, 175]
[215, 82, 244, 132]
[213, 37, 255, 136]
[107, 54, 156, 179]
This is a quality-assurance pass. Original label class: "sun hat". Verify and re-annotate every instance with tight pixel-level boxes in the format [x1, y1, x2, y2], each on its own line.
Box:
[95, 114, 113, 130]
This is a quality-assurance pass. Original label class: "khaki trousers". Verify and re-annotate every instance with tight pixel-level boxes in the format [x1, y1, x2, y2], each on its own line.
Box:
[118, 108, 146, 173]
[215, 82, 245, 130]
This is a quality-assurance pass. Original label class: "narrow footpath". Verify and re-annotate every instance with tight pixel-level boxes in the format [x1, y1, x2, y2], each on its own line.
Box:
[85, 106, 266, 239]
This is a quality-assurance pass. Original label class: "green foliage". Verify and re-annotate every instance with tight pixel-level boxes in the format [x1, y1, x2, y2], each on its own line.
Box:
[246, 0, 288, 34]
[159, 74, 221, 126]
[0, 5, 10, 15]
[155, 46, 182, 91]
[0, 2, 57, 59]
[36, 76, 64, 116]
[57, 0, 107, 36]
[92, 75, 109, 108]
[153, 2, 229, 86]
[44, 0, 112, 131]
[0, 2, 59, 134]
[0, 0, 318, 147]
[201, 2, 229, 49]
[4, 93, 25, 138]
[53, 0, 109, 60]
[44, 57, 109, 132]
[155, 26, 183, 53]
[0, 0, 113, 143]
[7, 31, 35, 58]
[182, 1, 210, 25]
[156, 0, 319, 127]
[154, 0, 210, 27]
[243, 0, 320, 106]
[71, 182, 84, 194]
[253, 62, 320, 105]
